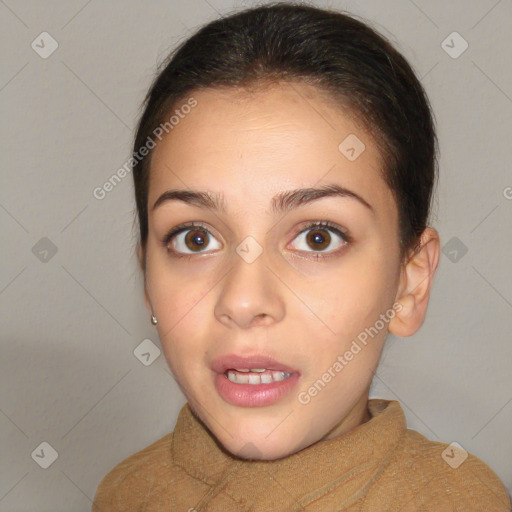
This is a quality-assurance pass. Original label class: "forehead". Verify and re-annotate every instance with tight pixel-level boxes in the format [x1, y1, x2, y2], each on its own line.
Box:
[148, 82, 393, 215]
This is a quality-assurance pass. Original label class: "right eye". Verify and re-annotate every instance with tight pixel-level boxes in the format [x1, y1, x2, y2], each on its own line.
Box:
[162, 222, 222, 258]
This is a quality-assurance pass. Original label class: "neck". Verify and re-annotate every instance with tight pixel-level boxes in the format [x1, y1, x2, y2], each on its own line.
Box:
[319, 392, 371, 443]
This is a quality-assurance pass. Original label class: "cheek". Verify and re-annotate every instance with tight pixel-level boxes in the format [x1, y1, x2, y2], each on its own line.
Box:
[145, 255, 212, 362]
[315, 253, 398, 338]
[154, 299, 208, 385]
[146, 244, 209, 319]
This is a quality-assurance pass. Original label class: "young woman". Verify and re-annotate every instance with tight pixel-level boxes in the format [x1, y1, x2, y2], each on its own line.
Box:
[93, 3, 511, 510]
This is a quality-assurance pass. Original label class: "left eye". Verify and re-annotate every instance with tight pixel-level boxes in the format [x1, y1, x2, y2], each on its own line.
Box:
[289, 223, 349, 253]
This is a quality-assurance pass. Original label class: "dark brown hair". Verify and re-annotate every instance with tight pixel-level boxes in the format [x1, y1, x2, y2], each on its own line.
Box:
[132, 1, 438, 270]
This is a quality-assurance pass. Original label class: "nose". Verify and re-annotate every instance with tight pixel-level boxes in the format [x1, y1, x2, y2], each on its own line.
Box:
[214, 244, 286, 329]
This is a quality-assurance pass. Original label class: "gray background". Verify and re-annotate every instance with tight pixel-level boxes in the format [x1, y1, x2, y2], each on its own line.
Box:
[1, 0, 511, 510]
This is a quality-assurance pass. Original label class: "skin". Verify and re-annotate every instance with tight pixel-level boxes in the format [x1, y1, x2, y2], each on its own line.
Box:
[139, 81, 440, 461]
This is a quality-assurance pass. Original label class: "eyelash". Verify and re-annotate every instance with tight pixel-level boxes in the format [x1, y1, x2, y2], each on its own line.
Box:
[160, 220, 351, 260]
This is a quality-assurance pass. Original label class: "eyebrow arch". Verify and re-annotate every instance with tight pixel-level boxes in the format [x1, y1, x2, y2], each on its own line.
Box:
[152, 183, 374, 215]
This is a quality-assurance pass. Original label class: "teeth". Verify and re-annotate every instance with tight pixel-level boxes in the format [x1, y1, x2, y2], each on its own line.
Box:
[226, 369, 292, 384]
[248, 373, 260, 384]
[261, 373, 273, 384]
[235, 368, 266, 372]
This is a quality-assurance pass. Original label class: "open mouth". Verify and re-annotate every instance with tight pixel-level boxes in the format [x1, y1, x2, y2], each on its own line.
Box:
[215, 370, 300, 407]
[212, 355, 301, 407]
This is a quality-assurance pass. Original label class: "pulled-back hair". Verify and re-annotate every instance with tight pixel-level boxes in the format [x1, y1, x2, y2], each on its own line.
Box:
[133, 1, 438, 269]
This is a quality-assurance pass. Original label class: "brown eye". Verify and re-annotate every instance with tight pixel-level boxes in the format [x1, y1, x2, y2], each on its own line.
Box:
[184, 229, 209, 252]
[305, 228, 331, 251]
[165, 225, 222, 256]
[290, 222, 349, 255]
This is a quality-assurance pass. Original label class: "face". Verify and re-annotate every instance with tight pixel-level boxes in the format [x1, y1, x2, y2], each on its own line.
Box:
[144, 81, 403, 460]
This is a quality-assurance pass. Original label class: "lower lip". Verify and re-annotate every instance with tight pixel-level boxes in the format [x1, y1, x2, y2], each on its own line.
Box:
[214, 372, 300, 407]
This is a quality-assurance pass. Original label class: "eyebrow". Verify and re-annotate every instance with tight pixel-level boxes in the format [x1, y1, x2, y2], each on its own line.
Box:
[152, 183, 374, 215]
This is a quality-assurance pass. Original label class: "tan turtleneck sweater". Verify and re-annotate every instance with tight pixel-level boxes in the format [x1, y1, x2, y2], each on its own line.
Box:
[92, 399, 511, 511]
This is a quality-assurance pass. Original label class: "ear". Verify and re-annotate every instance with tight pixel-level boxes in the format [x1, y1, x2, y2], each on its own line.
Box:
[388, 228, 440, 338]
[136, 243, 152, 314]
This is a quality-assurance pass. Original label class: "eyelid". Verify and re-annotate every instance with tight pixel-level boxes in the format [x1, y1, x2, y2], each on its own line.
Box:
[295, 220, 350, 243]
[161, 221, 212, 246]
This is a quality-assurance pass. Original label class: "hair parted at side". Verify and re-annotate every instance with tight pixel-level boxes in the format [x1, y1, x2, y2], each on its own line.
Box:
[132, 1, 438, 271]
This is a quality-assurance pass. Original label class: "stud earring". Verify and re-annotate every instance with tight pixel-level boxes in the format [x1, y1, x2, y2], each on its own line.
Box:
[151, 314, 158, 325]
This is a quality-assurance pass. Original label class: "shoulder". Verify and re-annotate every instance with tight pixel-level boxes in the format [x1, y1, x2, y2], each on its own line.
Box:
[370, 428, 511, 511]
[92, 432, 185, 512]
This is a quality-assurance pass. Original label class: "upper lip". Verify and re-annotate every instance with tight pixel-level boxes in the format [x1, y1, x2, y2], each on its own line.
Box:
[211, 354, 300, 375]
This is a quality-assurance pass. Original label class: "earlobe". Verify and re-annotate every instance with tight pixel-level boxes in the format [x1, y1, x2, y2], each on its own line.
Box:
[389, 228, 440, 338]
[388, 295, 415, 337]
